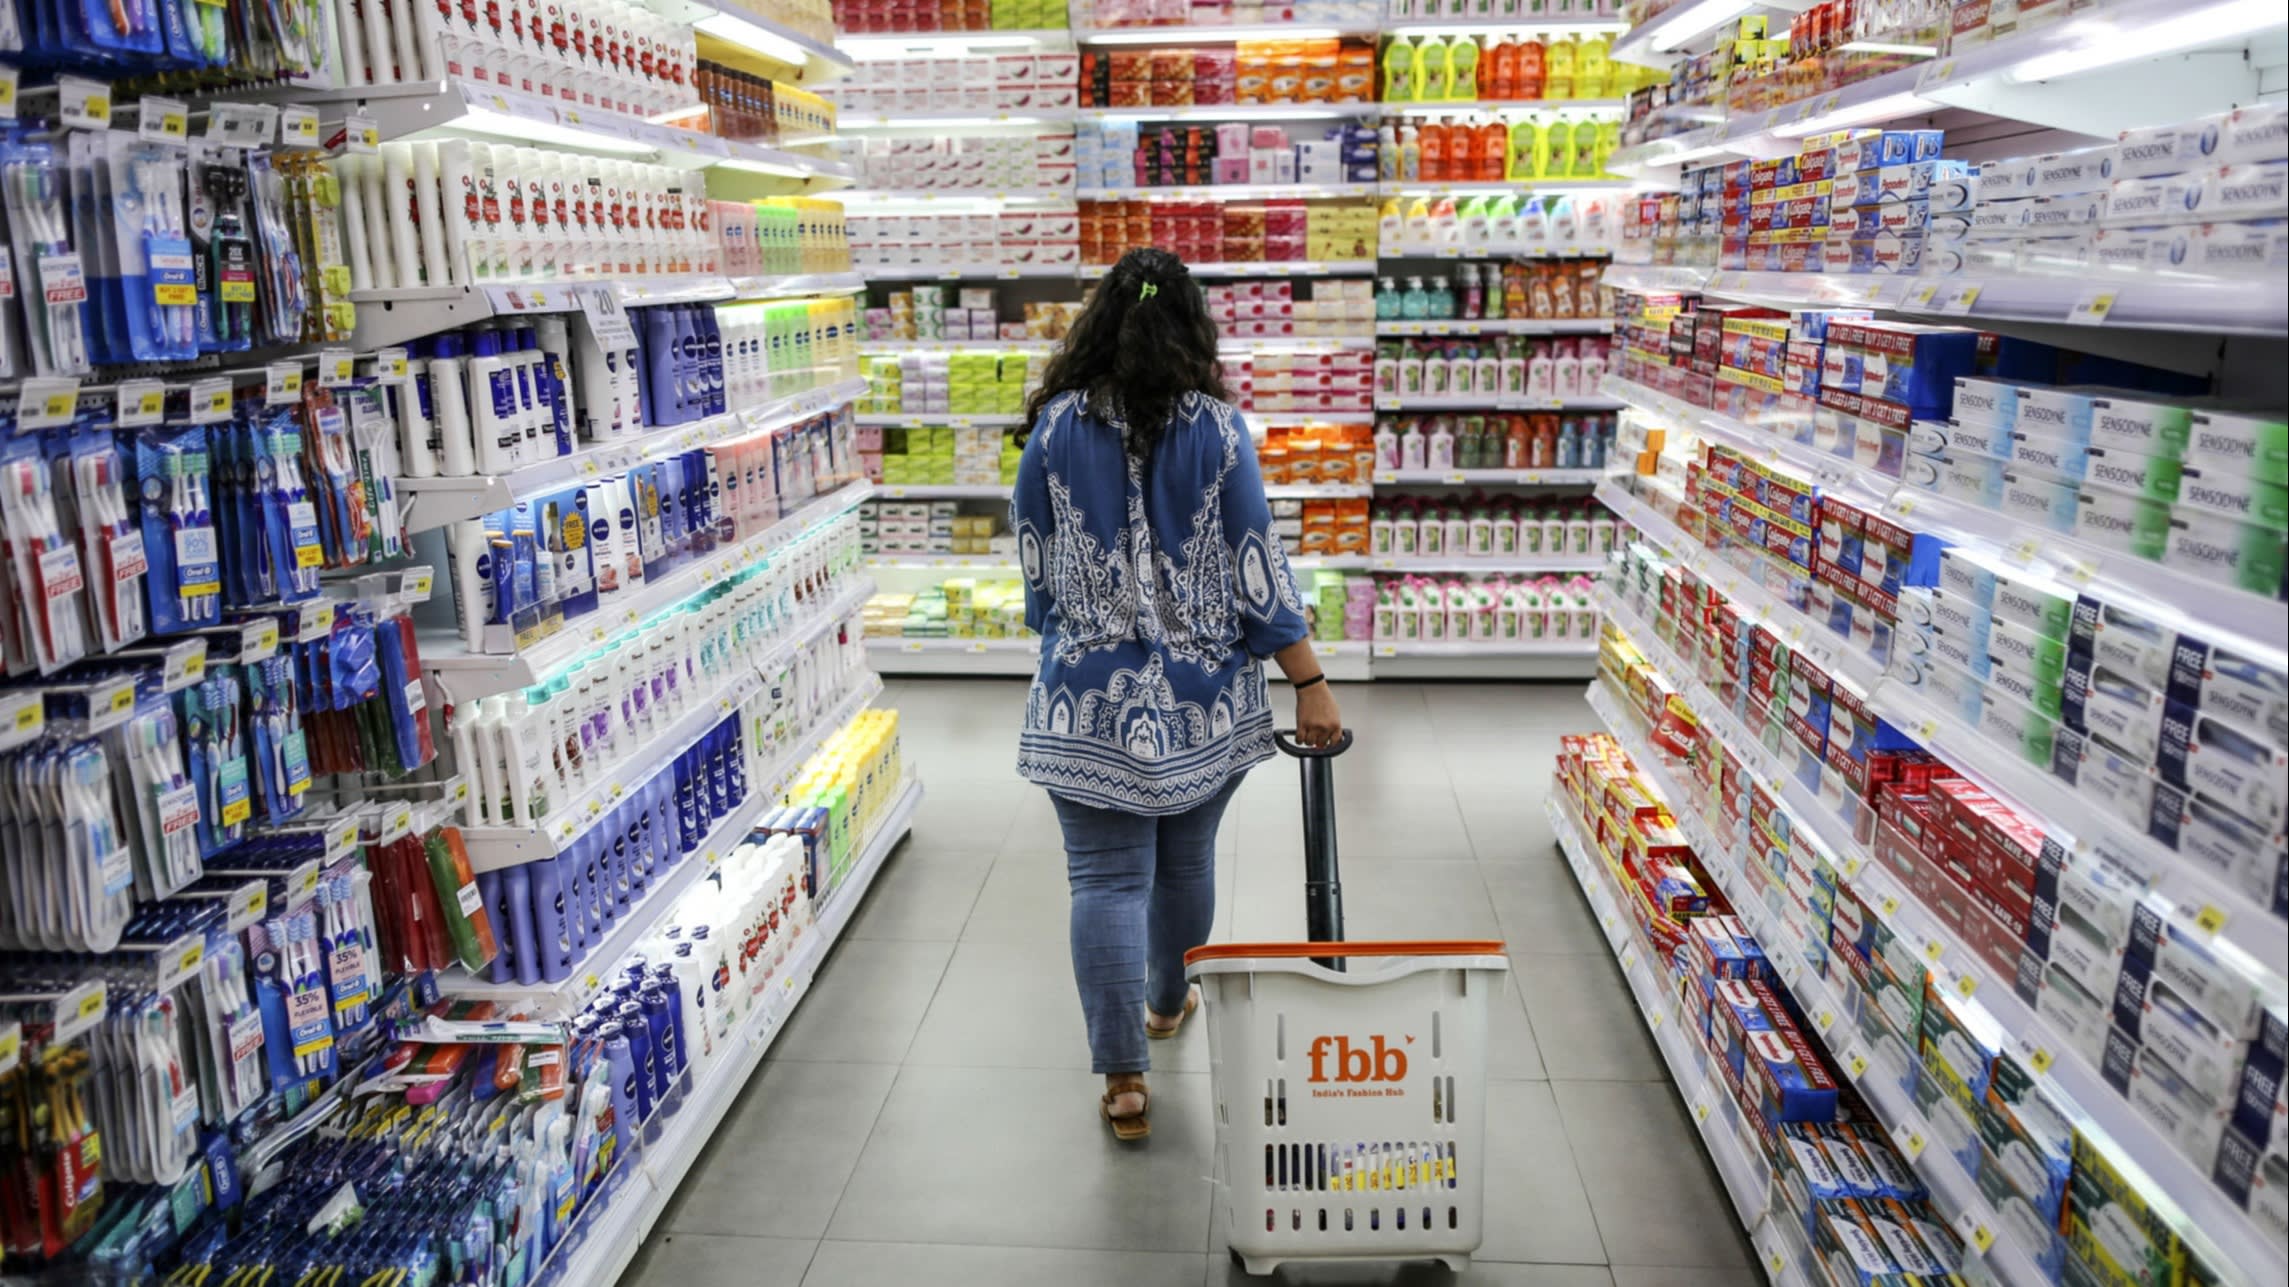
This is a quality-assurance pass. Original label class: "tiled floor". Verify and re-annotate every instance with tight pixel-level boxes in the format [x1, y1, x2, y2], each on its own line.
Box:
[623, 679, 1758, 1287]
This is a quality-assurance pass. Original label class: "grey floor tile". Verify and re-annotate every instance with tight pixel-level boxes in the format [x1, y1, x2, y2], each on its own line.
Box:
[619, 1233, 815, 1287]
[846, 843, 995, 942]
[829, 1065, 1216, 1253]
[1483, 864, 1611, 957]
[661, 1061, 898, 1239]
[1455, 782, 1563, 865]
[1227, 773, 1476, 866]
[1474, 1080, 1608, 1265]
[908, 774, 1033, 854]
[1485, 969, 1548, 1081]
[1422, 684, 1595, 742]
[1608, 1268, 1765, 1287]
[1552, 1080, 1757, 1270]
[1206, 1259, 1611, 1287]
[1511, 953, 1665, 1082]
[904, 938, 1209, 1073]
[805, 1241, 1204, 1286]
[961, 854, 1078, 945]
[770, 938, 954, 1065]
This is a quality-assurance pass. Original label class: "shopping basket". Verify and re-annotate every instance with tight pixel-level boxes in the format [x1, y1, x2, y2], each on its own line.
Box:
[1186, 729, 1510, 1277]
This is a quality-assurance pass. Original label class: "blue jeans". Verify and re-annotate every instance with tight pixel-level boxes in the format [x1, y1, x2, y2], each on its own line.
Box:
[1049, 775, 1243, 1075]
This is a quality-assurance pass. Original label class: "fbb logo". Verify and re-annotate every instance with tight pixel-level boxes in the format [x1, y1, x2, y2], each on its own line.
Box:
[1308, 1035, 1409, 1083]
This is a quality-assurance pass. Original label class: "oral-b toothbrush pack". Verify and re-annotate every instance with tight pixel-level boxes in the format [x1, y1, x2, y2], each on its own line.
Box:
[100, 135, 199, 364]
[187, 143, 256, 353]
[244, 649, 310, 821]
[178, 667, 252, 858]
[132, 424, 222, 634]
[248, 906, 337, 1092]
[2, 138, 93, 377]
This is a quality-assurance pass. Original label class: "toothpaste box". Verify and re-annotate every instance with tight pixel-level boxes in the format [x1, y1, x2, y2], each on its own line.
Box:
[1982, 1049, 2077, 1218]
[1708, 977, 1775, 1079]
[1741, 1004, 1840, 1128]
[2068, 1130, 2192, 1287]
[1920, 978, 2000, 1109]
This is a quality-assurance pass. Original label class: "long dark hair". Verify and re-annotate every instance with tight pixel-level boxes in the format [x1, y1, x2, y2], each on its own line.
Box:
[1020, 247, 1228, 460]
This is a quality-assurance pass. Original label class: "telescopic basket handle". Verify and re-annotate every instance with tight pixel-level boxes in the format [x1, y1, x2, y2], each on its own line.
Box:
[1273, 727, 1353, 758]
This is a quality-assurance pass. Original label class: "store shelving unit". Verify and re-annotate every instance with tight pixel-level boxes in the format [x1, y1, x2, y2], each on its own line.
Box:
[1376, 394, 1623, 411]
[1375, 318, 1615, 336]
[535, 777, 922, 1287]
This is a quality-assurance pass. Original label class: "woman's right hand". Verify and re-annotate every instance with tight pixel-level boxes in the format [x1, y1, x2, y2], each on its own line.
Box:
[1294, 682, 1344, 749]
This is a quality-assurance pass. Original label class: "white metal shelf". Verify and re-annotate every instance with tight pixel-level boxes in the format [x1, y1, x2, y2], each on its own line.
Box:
[731, 271, 867, 299]
[869, 483, 1013, 499]
[1590, 589, 2289, 1284]
[453, 588, 878, 869]
[1544, 795, 1815, 1287]
[1381, 17, 1627, 36]
[855, 413, 1026, 427]
[1369, 639, 1599, 657]
[1602, 259, 2289, 340]
[1379, 245, 1613, 261]
[1592, 476, 1890, 694]
[1602, 372, 2288, 673]
[1081, 259, 1378, 279]
[1244, 411, 1376, 426]
[860, 339, 1056, 352]
[1373, 468, 1604, 485]
[1072, 22, 1379, 42]
[837, 186, 1078, 203]
[423, 481, 873, 702]
[1381, 97, 1626, 116]
[865, 553, 1017, 569]
[1075, 102, 1382, 121]
[1375, 395, 1622, 411]
[866, 635, 1376, 679]
[834, 28, 1072, 52]
[853, 263, 1078, 279]
[1378, 179, 1631, 197]
[534, 776, 920, 1287]
[835, 109, 1079, 128]
[1371, 554, 1609, 574]
[398, 378, 866, 530]
[1373, 318, 1615, 336]
[1078, 182, 1380, 201]
[1574, 679, 2055, 1287]
[656, 0, 855, 79]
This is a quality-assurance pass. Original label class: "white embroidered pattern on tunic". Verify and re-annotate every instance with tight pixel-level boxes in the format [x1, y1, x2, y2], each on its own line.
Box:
[1012, 390, 1309, 815]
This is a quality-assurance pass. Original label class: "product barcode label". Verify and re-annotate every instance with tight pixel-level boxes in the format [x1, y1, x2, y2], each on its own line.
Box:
[456, 881, 485, 918]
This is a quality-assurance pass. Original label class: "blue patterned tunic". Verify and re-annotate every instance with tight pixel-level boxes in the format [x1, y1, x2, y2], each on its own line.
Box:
[1011, 390, 1311, 815]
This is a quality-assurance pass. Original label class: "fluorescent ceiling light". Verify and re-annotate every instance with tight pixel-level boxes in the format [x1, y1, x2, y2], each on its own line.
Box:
[1770, 89, 1935, 137]
[1837, 39, 1939, 55]
[2007, 0, 2283, 81]
[692, 11, 817, 64]
[1644, 0, 1755, 52]
[451, 108, 657, 155]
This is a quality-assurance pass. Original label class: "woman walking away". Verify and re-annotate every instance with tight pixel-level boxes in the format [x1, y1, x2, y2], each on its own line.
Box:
[1011, 247, 1344, 1142]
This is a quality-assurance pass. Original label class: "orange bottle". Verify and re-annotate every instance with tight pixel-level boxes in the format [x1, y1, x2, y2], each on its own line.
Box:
[1487, 38, 1517, 101]
[1517, 38, 1546, 102]
[1420, 117, 1448, 181]
[1477, 121, 1508, 180]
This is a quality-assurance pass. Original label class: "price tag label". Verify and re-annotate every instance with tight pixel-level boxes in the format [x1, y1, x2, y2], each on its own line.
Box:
[17, 378, 80, 428]
[2067, 290, 2117, 325]
[1903, 281, 1943, 310]
[117, 379, 166, 426]
[9, 697, 41, 736]
[900, 640, 925, 653]
[1814, 1008, 1836, 1033]
[1938, 283, 1983, 316]
[190, 378, 232, 423]
[1955, 972, 1978, 999]
[280, 105, 320, 147]
[139, 94, 189, 142]
[1693, 1099, 1709, 1122]
[1880, 894, 1901, 918]
[0, 67, 17, 120]
[58, 76, 110, 130]
[2027, 1046, 2053, 1074]
[1767, 1249, 1786, 1275]
[1917, 58, 1959, 89]
[265, 363, 304, 405]
[1846, 1048, 1868, 1079]
[2194, 904, 2227, 934]
[1895, 1123, 1926, 1160]
[376, 347, 409, 379]
[306, 349, 353, 387]
[1924, 937, 1945, 963]
[345, 112, 380, 154]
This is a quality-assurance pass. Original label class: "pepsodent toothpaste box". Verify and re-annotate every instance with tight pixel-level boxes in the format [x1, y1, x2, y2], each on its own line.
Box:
[1742, 1004, 1840, 1128]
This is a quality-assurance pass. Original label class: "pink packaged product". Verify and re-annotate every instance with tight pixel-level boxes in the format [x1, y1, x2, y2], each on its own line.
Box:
[1215, 122, 1250, 154]
[1251, 126, 1289, 149]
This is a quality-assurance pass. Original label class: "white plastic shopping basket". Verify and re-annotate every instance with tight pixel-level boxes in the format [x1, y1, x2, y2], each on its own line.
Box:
[1186, 730, 1511, 1277]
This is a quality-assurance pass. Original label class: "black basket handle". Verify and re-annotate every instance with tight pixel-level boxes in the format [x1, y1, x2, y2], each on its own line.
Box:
[1274, 727, 1353, 759]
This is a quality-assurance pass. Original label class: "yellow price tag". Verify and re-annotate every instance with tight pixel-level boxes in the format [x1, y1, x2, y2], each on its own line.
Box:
[1900, 1130, 1925, 1160]
[1693, 1100, 1709, 1122]
[2028, 1047, 2053, 1073]
[1956, 973, 1978, 999]
[1924, 938, 1944, 962]
[221, 795, 251, 827]
[131, 387, 163, 419]
[13, 703, 39, 732]
[1880, 895, 1900, 917]
[1848, 1051, 1868, 1078]
[2195, 904, 2227, 934]
[1767, 1250, 1786, 1274]
[204, 385, 233, 417]
[109, 687, 135, 714]
[2068, 291, 2116, 325]
[78, 991, 104, 1019]
[1971, 1224, 1994, 1253]
[179, 943, 205, 973]
[39, 390, 74, 419]
[1814, 1009, 1835, 1032]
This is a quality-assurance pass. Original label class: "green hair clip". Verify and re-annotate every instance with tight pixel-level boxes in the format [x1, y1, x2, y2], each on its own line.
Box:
[1138, 281, 1158, 301]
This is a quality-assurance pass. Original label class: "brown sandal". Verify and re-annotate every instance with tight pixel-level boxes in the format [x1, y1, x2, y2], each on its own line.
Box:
[1146, 986, 1199, 1040]
[1101, 1083, 1150, 1141]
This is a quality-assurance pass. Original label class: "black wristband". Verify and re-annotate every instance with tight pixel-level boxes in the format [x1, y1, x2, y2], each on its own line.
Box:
[1293, 674, 1327, 691]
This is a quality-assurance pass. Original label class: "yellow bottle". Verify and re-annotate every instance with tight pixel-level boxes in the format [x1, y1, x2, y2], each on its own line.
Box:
[1414, 34, 1450, 103]
[1507, 117, 1542, 181]
[1382, 35, 1416, 102]
[1578, 35, 1610, 99]
[1447, 35, 1481, 101]
[1544, 35, 1576, 99]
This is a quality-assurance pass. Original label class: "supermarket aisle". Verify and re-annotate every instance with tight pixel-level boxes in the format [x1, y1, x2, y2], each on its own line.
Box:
[622, 679, 1757, 1287]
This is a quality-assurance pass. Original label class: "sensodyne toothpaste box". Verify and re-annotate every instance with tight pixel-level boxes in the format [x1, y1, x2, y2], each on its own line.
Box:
[2115, 101, 2289, 179]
